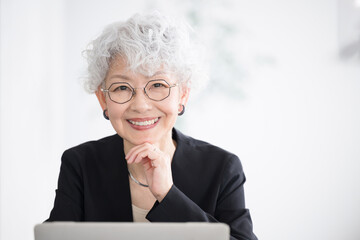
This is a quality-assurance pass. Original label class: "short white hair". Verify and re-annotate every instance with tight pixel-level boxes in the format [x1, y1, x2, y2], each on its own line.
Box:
[83, 12, 207, 93]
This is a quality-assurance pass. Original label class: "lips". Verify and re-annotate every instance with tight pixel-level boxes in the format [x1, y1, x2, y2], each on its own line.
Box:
[128, 117, 159, 126]
[127, 117, 160, 131]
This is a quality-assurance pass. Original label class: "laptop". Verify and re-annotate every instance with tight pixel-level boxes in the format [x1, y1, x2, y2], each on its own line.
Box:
[34, 222, 230, 240]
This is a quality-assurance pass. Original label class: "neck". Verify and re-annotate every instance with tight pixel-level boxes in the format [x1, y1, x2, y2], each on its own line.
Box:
[123, 129, 175, 155]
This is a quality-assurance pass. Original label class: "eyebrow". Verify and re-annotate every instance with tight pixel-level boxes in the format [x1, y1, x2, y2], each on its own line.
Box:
[109, 74, 131, 81]
[150, 71, 168, 77]
[108, 71, 169, 81]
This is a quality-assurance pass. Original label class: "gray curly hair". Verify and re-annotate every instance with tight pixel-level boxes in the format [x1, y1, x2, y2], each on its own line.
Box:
[83, 12, 206, 93]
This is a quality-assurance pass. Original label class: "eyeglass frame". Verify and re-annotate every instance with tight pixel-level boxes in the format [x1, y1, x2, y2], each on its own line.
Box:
[101, 79, 179, 104]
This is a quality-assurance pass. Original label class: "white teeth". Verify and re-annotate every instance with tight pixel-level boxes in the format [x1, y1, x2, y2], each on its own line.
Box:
[129, 118, 159, 126]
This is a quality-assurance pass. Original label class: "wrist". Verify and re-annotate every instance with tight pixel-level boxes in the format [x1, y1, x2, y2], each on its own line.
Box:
[155, 183, 173, 202]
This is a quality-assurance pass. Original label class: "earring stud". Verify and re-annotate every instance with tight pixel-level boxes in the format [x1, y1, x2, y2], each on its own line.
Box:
[178, 104, 185, 116]
[103, 109, 110, 120]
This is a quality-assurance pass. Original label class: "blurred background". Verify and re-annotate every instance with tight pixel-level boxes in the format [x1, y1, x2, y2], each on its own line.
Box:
[1, 0, 360, 239]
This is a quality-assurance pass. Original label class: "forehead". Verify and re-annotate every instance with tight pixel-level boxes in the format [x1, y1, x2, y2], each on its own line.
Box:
[106, 56, 173, 84]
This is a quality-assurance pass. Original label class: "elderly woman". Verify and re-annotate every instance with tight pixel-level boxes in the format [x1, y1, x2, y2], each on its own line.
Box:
[47, 12, 257, 240]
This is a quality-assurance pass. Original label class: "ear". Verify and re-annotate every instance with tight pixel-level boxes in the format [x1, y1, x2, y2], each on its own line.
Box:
[95, 86, 107, 111]
[179, 86, 190, 106]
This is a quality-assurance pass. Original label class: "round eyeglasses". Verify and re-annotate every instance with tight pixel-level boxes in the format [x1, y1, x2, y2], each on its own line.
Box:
[101, 79, 178, 104]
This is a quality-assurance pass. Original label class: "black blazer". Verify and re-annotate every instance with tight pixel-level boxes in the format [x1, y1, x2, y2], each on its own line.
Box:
[47, 128, 257, 240]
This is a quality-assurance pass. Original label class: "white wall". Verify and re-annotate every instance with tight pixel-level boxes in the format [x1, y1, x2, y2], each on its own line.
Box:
[1, 0, 359, 240]
[0, 0, 65, 239]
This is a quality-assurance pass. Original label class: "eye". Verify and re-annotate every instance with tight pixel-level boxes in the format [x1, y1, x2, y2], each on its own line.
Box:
[149, 79, 171, 89]
[152, 82, 166, 88]
[112, 84, 131, 92]
[117, 86, 128, 91]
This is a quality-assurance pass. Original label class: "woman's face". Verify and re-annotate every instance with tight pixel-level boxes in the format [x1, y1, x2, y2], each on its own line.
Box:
[96, 57, 189, 149]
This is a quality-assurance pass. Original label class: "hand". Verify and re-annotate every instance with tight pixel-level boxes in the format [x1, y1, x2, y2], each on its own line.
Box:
[125, 143, 173, 202]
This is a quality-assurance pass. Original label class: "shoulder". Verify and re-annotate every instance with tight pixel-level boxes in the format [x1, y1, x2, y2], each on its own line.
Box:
[64, 134, 120, 152]
[61, 134, 123, 164]
[173, 128, 242, 170]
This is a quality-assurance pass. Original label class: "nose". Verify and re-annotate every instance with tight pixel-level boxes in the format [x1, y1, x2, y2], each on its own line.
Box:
[129, 89, 152, 113]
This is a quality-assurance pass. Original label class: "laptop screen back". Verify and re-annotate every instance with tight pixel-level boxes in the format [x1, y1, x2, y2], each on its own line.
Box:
[34, 222, 230, 240]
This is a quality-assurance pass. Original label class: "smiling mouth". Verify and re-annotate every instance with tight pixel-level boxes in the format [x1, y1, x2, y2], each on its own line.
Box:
[127, 117, 159, 126]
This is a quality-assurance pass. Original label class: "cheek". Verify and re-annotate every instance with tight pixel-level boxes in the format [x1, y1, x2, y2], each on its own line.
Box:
[107, 103, 126, 119]
[162, 98, 180, 115]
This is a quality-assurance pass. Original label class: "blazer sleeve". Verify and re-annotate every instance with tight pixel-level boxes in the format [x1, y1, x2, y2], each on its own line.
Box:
[147, 155, 257, 240]
[46, 149, 84, 221]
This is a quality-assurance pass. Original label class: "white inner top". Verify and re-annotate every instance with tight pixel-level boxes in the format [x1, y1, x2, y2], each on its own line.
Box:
[132, 204, 150, 222]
